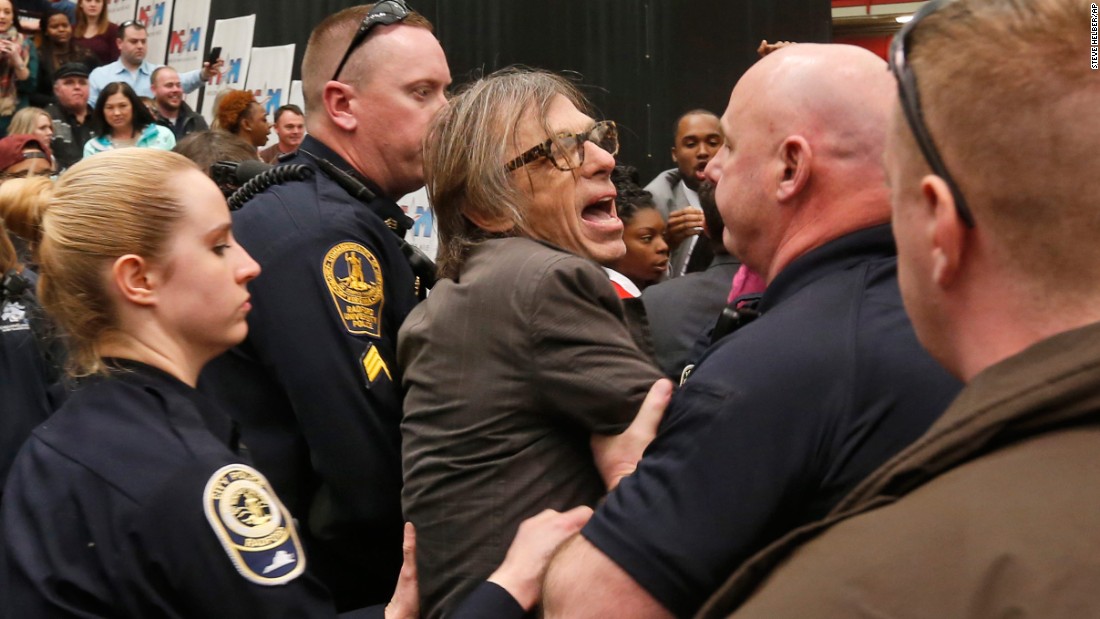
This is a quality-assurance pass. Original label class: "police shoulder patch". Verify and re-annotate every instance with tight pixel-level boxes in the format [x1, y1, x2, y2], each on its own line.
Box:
[322, 241, 385, 337]
[203, 464, 306, 586]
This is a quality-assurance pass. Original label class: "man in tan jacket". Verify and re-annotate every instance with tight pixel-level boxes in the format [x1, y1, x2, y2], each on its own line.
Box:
[696, 0, 1100, 616]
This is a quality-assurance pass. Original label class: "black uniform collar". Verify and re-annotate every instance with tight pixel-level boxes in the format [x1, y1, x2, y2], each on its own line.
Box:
[296, 134, 414, 234]
[297, 134, 389, 200]
[102, 358, 241, 451]
[759, 224, 896, 314]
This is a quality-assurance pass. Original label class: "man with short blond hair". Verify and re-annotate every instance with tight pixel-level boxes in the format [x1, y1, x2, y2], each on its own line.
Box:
[200, 2, 451, 611]
[258, 104, 305, 163]
[693, 1, 1100, 617]
[151, 66, 207, 139]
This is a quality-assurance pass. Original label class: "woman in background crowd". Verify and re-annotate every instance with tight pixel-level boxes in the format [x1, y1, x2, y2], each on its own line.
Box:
[73, 0, 117, 66]
[8, 107, 52, 141]
[605, 165, 669, 296]
[215, 89, 272, 150]
[0, 0, 38, 135]
[8, 108, 55, 168]
[83, 81, 174, 157]
[33, 8, 95, 107]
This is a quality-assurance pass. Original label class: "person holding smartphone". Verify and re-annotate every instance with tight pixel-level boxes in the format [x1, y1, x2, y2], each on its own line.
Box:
[86, 20, 221, 107]
[0, 0, 37, 135]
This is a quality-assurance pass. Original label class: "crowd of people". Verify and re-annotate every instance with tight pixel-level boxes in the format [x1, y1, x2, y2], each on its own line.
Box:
[0, 3, 242, 173]
[2, 0, 1098, 617]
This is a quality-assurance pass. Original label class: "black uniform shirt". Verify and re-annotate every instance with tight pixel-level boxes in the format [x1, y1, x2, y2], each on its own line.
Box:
[0, 293, 54, 503]
[583, 225, 963, 617]
[0, 360, 344, 618]
[199, 134, 419, 609]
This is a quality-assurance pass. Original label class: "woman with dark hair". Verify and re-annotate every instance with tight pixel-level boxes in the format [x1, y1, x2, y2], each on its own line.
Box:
[33, 8, 95, 106]
[605, 165, 669, 294]
[83, 81, 174, 157]
[73, 0, 117, 66]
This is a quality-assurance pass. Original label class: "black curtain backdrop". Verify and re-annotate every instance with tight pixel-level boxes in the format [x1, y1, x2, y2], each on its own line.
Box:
[207, 1, 830, 183]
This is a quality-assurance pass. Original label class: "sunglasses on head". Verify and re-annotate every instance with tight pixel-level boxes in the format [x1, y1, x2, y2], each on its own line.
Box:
[331, 0, 411, 82]
[888, 0, 974, 227]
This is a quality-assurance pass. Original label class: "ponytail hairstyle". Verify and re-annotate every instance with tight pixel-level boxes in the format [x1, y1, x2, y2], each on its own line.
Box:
[0, 149, 199, 375]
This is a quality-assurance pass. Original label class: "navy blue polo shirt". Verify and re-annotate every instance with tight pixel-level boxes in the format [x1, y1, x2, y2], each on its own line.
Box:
[582, 225, 962, 618]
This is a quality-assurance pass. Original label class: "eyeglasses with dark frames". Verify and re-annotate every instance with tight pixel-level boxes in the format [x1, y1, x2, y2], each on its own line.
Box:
[888, 0, 975, 227]
[331, 0, 411, 82]
[504, 120, 619, 173]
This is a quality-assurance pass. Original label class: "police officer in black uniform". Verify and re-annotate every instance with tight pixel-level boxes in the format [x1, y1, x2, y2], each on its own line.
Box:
[1, 145, 599, 619]
[0, 150, 410, 618]
[198, 2, 452, 610]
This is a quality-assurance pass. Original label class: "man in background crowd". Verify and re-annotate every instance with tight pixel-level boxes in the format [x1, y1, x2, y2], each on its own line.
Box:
[88, 21, 220, 106]
[151, 66, 207, 140]
[44, 62, 98, 171]
[645, 110, 722, 277]
[259, 103, 305, 163]
[642, 181, 739, 379]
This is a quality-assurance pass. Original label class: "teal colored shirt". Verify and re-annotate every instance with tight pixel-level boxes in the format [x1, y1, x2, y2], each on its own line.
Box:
[82, 123, 176, 159]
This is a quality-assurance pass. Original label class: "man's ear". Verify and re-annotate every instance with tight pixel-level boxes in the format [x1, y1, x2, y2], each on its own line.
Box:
[111, 254, 158, 307]
[924, 174, 965, 288]
[776, 135, 811, 202]
[670, 146, 677, 165]
[322, 81, 359, 132]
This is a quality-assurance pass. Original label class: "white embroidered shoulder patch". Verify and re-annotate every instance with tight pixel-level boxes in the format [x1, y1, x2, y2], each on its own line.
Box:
[203, 464, 306, 586]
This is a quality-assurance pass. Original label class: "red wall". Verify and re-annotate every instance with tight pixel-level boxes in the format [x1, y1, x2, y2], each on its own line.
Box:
[834, 34, 890, 59]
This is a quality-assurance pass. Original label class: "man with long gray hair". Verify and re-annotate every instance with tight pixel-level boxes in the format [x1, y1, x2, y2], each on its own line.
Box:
[399, 67, 665, 618]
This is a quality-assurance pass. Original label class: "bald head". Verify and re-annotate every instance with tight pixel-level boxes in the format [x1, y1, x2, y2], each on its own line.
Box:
[739, 44, 894, 189]
[706, 43, 895, 280]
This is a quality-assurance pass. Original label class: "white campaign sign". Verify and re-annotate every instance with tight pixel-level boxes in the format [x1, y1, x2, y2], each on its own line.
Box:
[245, 44, 296, 148]
[166, 0, 212, 112]
[107, 0, 137, 25]
[135, 0, 175, 65]
[200, 15, 257, 122]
